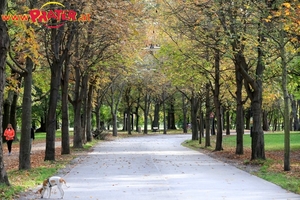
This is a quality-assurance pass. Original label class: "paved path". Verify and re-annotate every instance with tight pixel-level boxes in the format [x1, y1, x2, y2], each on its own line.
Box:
[21, 134, 300, 200]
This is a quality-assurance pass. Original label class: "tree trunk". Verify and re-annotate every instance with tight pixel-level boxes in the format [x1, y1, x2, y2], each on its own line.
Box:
[280, 30, 290, 171]
[61, 55, 70, 155]
[241, 31, 265, 160]
[127, 107, 132, 135]
[291, 98, 299, 131]
[143, 93, 150, 134]
[45, 59, 62, 160]
[81, 74, 88, 144]
[71, 63, 83, 148]
[167, 102, 176, 129]
[19, 57, 33, 170]
[86, 84, 94, 142]
[262, 110, 269, 131]
[37, 115, 46, 132]
[95, 103, 101, 131]
[135, 97, 140, 132]
[182, 93, 188, 133]
[191, 94, 199, 140]
[226, 110, 230, 135]
[3, 91, 13, 134]
[152, 101, 160, 132]
[234, 57, 245, 155]
[245, 108, 251, 130]
[250, 95, 265, 160]
[0, 6, 11, 185]
[205, 84, 211, 147]
[73, 101, 83, 148]
[112, 112, 118, 137]
[199, 111, 204, 142]
[123, 112, 127, 131]
[163, 90, 167, 134]
[10, 89, 19, 136]
[45, 22, 75, 160]
[213, 48, 223, 151]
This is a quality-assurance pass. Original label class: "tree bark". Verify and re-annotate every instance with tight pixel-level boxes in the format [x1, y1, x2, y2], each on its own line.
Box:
[19, 57, 33, 170]
[46, 59, 62, 160]
[291, 98, 299, 131]
[73, 100, 83, 148]
[262, 110, 269, 131]
[226, 110, 230, 135]
[127, 107, 132, 135]
[240, 31, 265, 160]
[3, 90, 13, 134]
[245, 108, 251, 130]
[205, 84, 211, 147]
[234, 56, 245, 155]
[81, 74, 89, 144]
[112, 112, 118, 137]
[143, 93, 150, 134]
[152, 101, 160, 132]
[86, 84, 94, 142]
[279, 30, 290, 171]
[167, 102, 176, 129]
[61, 55, 70, 155]
[182, 93, 188, 133]
[190, 94, 199, 140]
[10, 89, 19, 135]
[213, 48, 223, 151]
[135, 96, 140, 132]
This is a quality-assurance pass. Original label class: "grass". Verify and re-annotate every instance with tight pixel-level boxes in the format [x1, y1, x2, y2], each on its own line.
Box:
[220, 132, 300, 150]
[1, 166, 60, 199]
[183, 131, 300, 194]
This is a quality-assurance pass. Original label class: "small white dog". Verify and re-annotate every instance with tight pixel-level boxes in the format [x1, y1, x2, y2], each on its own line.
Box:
[37, 176, 68, 199]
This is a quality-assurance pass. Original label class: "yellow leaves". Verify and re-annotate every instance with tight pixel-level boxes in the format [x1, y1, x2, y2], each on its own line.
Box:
[9, 19, 40, 66]
[283, 24, 290, 31]
[282, 3, 291, 9]
[264, 15, 273, 23]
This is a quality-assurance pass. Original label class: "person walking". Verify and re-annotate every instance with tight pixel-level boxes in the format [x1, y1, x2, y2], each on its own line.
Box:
[4, 123, 15, 155]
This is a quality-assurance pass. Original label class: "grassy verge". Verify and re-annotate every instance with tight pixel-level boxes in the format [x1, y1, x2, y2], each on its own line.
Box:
[183, 132, 300, 194]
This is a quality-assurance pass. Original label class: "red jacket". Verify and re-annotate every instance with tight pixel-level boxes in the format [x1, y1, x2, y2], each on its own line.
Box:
[4, 128, 15, 141]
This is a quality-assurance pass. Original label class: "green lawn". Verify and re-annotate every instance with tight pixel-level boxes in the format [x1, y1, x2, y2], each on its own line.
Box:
[221, 131, 300, 151]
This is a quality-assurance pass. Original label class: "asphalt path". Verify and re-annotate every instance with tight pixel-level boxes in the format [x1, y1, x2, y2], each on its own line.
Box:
[20, 134, 300, 200]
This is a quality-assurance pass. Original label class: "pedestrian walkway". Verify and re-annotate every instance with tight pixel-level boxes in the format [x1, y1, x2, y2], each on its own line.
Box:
[20, 134, 300, 200]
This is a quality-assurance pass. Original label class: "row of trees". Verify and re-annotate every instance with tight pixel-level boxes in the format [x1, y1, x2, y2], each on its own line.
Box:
[0, 0, 149, 186]
[0, 0, 299, 186]
[157, 0, 300, 172]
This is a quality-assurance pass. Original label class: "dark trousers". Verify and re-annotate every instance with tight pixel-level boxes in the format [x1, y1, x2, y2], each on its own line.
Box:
[7, 140, 13, 153]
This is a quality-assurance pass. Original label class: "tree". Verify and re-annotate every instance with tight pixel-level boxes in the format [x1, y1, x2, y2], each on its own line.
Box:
[61, 54, 71, 154]
[44, 14, 77, 160]
[8, 0, 40, 170]
[0, 0, 10, 186]
[217, 1, 267, 159]
[105, 73, 125, 137]
[265, 1, 300, 171]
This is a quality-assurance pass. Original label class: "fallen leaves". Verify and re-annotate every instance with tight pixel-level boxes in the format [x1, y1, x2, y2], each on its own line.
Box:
[3, 142, 70, 172]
